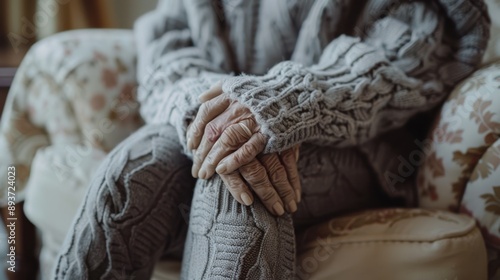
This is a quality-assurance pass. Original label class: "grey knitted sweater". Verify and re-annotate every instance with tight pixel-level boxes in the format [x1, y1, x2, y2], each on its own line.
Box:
[135, 0, 489, 204]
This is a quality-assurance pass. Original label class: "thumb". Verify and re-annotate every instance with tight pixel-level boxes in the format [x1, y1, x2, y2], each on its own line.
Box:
[199, 81, 223, 102]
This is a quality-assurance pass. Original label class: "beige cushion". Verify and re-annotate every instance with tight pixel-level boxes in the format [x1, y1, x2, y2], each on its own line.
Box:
[152, 209, 487, 280]
[24, 145, 487, 279]
[23, 144, 107, 279]
[153, 209, 487, 280]
[296, 208, 487, 280]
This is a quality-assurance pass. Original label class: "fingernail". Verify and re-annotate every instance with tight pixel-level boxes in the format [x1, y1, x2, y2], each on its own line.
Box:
[240, 193, 253, 206]
[199, 168, 207, 179]
[295, 190, 301, 203]
[216, 161, 227, 174]
[191, 166, 198, 178]
[273, 202, 285, 216]
[187, 137, 192, 149]
[287, 201, 297, 213]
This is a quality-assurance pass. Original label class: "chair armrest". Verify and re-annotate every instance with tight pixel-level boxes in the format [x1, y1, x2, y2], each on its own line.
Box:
[417, 61, 500, 279]
[0, 29, 142, 206]
[417, 61, 500, 211]
[296, 209, 487, 280]
[149, 209, 488, 280]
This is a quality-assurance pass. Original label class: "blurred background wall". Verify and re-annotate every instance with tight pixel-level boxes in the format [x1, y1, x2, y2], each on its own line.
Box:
[0, 0, 157, 52]
[112, 0, 157, 28]
[0, 0, 158, 141]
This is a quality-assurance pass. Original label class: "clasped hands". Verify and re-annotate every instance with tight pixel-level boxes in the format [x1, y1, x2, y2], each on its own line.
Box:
[186, 82, 301, 216]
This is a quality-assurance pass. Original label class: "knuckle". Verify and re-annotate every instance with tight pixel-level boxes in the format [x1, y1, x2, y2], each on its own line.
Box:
[242, 142, 258, 157]
[252, 174, 269, 187]
[194, 151, 205, 163]
[222, 174, 243, 190]
[281, 150, 295, 163]
[233, 125, 249, 140]
[205, 153, 217, 166]
[204, 122, 220, 143]
[233, 151, 246, 165]
[280, 188, 295, 199]
[259, 189, 276, 203]
[220, 130, 240, 148]
[226, 181, 242, 192]
[271, 168, 287, 184]
[199, 102, 211, 115]
[190, 123, 201, 137]
[264, 155, 281, 171]
[242, 164, 265, 182]
[288, 172, 300, 183]
[256, 135, 267, 147]
[244, 117, 256, 128]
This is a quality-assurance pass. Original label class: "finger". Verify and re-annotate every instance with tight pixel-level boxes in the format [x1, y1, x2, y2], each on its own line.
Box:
[194, 120, 252, 179]
[220, 172, 254, 206]
[259, 153, 297, 213]
[295, 145, 300, 162]
[279, 147, 302, 204]
[239, 159, 285, 216]
[187, 94, 230, 150]
[215, 131, 266, 175]
[199, 81, 223, 103]
[192, 132, 214, 178]
[198, 119, 256, 179]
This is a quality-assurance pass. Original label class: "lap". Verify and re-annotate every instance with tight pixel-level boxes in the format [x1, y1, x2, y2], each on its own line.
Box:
[97, 127, 383, 228]
[294, 144, 386, 226]
[105, 129, 383, 227]
[55, 124, 196, 278]
[57, 124, 384, 278]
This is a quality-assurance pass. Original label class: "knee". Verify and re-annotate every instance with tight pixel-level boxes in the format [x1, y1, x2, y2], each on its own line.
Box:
[189, 175, 288, 234]
[87, 124, 193, 216]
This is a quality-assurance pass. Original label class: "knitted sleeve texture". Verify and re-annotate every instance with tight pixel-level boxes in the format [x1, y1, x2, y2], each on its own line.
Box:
[134, 0, 232, 152]
[222, 1, 489, 153]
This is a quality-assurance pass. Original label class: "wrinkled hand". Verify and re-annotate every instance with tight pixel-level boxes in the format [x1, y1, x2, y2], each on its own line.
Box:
[219, 146, 301, 216]
[187, 83, 267, 179]
[187, 82, 301, 215]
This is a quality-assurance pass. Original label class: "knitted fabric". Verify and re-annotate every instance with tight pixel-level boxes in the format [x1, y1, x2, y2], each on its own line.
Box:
[135, 0, 489, 203]
[54, 0, 490, 278]
[137, 0, 489, 152]
[54, 125, 195, 279]
[54, 125, 385, 279]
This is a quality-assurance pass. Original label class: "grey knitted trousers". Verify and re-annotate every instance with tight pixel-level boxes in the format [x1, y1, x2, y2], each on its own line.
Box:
[54, 124, 382, 279]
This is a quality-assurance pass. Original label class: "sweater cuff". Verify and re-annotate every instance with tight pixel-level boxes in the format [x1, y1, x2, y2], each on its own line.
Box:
[222, 35, 392, 153]
[222, 62, 314, 153]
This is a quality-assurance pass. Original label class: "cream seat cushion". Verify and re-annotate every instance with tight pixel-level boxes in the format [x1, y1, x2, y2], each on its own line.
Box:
[23, 145, 107, 279]
[295, 209, 487, 280]
[23, 145, 487, 280]
[152, 209, 487, 280]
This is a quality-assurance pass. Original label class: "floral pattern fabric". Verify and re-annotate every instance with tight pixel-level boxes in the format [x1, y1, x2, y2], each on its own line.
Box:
[1, 27, 499, 278]
[418, 61, 500, 279]
[0, 30, 143, 206]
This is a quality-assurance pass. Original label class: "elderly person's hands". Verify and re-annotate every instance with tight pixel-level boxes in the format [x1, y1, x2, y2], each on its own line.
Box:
[187, 83, 266, 178]
[218, 147, 300, 216]
[187, 82, 301, 215]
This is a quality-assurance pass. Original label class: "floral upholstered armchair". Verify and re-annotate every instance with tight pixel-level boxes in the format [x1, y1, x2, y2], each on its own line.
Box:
[1, 3, 500, 280]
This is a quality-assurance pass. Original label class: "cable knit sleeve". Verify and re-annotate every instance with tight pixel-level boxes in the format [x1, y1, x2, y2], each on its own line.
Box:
[222, 1, 489, 153]
[135, 0, 232, 151]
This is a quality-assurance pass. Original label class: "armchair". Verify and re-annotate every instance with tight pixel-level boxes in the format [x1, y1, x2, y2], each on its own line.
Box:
[0, 29, 498, 279]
